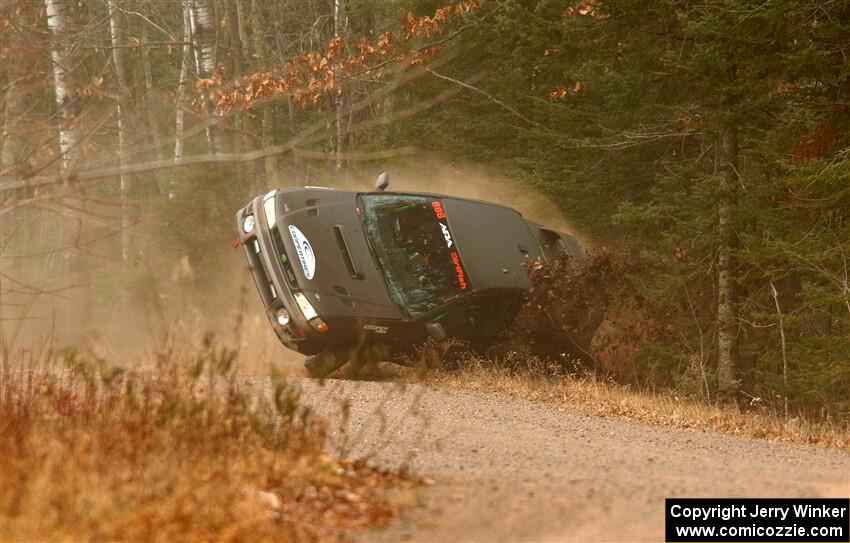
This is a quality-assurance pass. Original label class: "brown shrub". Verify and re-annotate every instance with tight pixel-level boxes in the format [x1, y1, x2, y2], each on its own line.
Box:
[0, 337, 412, 542]
[429, 357, 850, 449]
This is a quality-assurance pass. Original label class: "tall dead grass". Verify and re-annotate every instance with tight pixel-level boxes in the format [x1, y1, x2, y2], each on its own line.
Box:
[426, 354, 850, 449]
[0, 336, 412, 542]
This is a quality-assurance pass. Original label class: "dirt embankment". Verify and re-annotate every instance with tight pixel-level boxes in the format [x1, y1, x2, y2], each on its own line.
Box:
[497, 250, 661, 381]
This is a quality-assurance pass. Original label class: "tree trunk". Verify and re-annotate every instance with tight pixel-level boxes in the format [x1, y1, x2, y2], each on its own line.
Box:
[190, 0, 221, 153]
[235, 0, 250, 68]
[0, 28, 28, 183]
[716, 116, 739, 399]
[227, 0, 243, 80]
[44, 0, 81, 175]
[140, 22, 165, 163]
[227, 0, 245, 155]
[107, 0, 131, 263]
[251, 0, 277, 187]
[333, 0, 346, 173]
[174, 0, 193, 166]
[44, 0, 91, 340]
[770, 281, 789, 421]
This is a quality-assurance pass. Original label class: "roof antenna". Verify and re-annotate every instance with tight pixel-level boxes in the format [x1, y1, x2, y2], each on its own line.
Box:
[375, 172, 389, 191]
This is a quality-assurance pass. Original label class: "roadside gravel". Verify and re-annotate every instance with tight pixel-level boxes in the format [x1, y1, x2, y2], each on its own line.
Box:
[275, 378, 848, 542]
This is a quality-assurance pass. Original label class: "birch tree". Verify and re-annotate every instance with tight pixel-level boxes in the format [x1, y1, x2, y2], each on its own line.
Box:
[43, 0, 92, 328]
[190, 0, 220, 153]
[44, 0, 81, 175]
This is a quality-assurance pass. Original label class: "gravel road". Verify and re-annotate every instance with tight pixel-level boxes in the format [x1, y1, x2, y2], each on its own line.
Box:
[285, 378, 848, 542]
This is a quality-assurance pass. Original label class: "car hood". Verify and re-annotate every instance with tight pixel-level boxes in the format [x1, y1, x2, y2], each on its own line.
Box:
[275, 189, 403, 320]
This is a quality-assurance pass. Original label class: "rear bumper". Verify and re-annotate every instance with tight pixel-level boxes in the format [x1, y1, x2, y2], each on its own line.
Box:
[235, 196, 322, 354]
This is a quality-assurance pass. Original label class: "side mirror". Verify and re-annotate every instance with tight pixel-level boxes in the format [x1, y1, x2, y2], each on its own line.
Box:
[425, 322, 447, 342]
[375, 172, 389, 191]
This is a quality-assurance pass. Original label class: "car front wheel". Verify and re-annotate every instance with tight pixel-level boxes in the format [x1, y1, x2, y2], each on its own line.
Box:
[303, 343, 355, 378]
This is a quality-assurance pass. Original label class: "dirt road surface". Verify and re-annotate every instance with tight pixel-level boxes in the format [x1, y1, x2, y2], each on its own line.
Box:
[284, 379, 848, 542]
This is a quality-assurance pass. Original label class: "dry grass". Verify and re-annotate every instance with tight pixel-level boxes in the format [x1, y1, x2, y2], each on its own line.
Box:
[0, 337, 416, 542]
[424, 355, 850, 449]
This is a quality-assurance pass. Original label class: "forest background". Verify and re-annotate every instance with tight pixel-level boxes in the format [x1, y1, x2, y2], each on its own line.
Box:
[1, 0, 848, 423]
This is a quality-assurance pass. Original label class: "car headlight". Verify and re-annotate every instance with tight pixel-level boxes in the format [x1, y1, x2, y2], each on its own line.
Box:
[262, 190, 277, 228]
[242, 214, 255, 233]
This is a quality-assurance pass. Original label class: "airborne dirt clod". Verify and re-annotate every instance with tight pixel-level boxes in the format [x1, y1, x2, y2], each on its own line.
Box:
[497, 250, 659, 380]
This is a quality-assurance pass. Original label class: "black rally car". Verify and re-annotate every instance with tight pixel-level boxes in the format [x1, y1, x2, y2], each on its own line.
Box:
[234, 175, 583, 377]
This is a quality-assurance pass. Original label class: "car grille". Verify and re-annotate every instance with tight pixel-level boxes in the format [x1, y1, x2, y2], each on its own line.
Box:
[243, 238, 275, 307]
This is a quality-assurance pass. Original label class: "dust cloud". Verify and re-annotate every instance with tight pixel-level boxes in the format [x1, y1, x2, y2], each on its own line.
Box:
[1, 156, 587, 374]
[314, 158, 592, 247]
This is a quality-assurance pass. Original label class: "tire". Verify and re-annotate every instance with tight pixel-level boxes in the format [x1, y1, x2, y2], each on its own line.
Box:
[303, 343, 355, 378]
[346, 343, 393, 379]
[296, 341, 324, 356]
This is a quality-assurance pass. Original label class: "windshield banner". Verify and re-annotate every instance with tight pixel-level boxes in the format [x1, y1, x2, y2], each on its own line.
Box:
[432, 201, 470, 290]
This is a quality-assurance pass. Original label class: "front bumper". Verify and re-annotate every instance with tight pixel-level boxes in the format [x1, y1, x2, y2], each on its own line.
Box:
[234, 196, 321, 353]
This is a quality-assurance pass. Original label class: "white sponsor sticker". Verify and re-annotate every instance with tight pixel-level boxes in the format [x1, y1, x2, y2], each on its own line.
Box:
[288, 225, 316, 280]
[440, 222, 453, 248]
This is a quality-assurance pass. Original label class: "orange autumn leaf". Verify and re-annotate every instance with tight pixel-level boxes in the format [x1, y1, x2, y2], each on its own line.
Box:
[550, 87, 569, 101]
[197, 1, 478, 116]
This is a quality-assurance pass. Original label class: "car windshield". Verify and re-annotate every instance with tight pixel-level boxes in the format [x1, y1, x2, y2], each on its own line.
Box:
[360, 194, 471, 314]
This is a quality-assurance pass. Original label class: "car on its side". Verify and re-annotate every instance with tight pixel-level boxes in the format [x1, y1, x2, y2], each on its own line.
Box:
[234, 176, 583, 377]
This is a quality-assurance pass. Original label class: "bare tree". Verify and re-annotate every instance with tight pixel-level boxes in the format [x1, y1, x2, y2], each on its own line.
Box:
[190, 0, 220, 153]
[251, 0, 277, 185]
[234, 0, 250, 69]
[139, 20, 165, 164]
[107, 0, 132, 262]
[226, 0, 248, 156]
[333, 0, 347, 173]
[174, 0, 193, 163]
[43, 0, 93, 331]
[0, 15, 29, 181]
[44, 0, 81, 175]
[226, 0, 243, 80]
